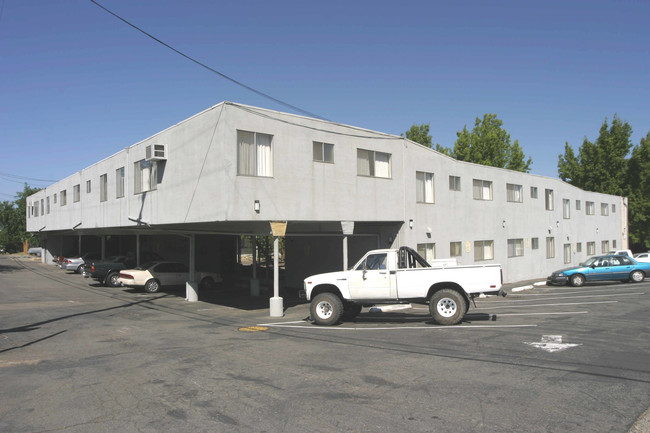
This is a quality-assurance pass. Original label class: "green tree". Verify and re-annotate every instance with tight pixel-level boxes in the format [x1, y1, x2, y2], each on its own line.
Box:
[0, 184, 41, 253]
[402, 123, 433, 148]
[627, 132, 650, 249]
[437, 114, 532, 172]
[558, 115, 632, 195]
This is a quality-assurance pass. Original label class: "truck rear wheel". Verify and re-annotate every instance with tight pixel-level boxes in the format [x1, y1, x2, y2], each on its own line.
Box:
[429, 289, 466, 325]
[310, 293, 343, 326]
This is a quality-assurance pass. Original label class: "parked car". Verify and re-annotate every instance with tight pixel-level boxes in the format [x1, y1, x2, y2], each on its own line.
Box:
[84, 252, 164, 287]
[27, 247, 42, 256]
[117, 261, 222, 293]
[60, 252, 102, 273]
[633, 252, 650, 263]
[547, 254, 650, 287]
[607, 249, 633, 258]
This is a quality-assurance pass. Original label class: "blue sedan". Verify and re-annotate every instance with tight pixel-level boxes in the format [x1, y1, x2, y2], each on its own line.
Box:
[547, 254, 650, 287]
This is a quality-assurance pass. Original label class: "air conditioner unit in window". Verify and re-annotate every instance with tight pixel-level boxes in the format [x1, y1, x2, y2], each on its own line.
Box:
[145, 144, 167, 161]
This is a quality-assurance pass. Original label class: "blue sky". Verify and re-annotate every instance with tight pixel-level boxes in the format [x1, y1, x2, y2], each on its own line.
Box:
[1, 0, 648, 201]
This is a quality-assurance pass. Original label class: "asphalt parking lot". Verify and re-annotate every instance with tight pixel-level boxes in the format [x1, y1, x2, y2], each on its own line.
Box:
[1, 256, 649, 433]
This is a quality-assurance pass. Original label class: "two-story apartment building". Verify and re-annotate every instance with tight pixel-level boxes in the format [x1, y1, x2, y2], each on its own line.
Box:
[26, 101, 627, 301]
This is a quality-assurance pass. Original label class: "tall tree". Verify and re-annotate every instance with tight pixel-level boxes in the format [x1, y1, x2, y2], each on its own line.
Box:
[0, 184, 41, 253]
[627, 132, 650, 249]
[558, 115, 632, 195]
[402, 123, 433, 148]
[437, 114, 532, 172]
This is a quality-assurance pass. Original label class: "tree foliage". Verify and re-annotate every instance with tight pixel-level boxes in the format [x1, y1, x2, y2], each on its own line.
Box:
[436, 114, 532, 172]
[558, 116, 650, 250]
[0, 184, 41, 253]
[402, 123, 433, 148]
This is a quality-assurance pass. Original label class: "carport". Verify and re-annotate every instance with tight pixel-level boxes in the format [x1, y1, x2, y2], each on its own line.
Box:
[38, 219, 403, 316]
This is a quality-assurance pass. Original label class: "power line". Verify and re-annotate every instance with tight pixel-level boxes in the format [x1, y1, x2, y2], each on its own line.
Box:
[0, 172, 57, 183]
[89, 0, 329, 121]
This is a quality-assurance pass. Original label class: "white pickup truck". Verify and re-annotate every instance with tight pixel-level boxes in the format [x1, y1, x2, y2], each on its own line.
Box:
[304, 247, 504, 326]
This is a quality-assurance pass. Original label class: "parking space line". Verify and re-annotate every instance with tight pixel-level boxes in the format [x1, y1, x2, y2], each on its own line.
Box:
[514, 287, 645, 296]
[476, 292, 643, 305]
[474, 300, 617, 310]
[256, 322, 537, 330]
[495, 311, 588, 316]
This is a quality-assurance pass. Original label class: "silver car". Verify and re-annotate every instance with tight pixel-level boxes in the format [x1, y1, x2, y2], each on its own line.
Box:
[60, 252, 102, 273]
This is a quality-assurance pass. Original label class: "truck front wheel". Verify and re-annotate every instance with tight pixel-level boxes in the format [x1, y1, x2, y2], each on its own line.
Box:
[310, 293, 343, 326]
[429, 289, 466, 325]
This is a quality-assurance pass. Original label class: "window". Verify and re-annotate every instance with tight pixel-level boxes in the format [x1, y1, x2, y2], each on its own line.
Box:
[576, 200, 581, 210]
[474, 240, 494, 261]
[357, 149, 391, 178]
[116, 167, 125, 198]
[355, 253, 388, 270]
[416, 172, 434, 203]
[545, 189, 554, 210]
[450, 242, 462, 257]
[612, 204, 616, 213]
[601, 240, 609, 253]
[60, 190, 67, 206]
[34, 202, 39, 217]
[46, 196, 50, 214]
[612, 239, 617, 248]
[576, 242, 582, 253]
[506, 184, 523, 203]
[587, 242, 596, 255]
[449, 175, 461, 191]
[313, 141, 334, 163]
[546, 237, 555, 258]
[473, 179, 493, 200]
[586, 201, 595, 215]
[73, 184, 80, 203]
[564, 244, 572, 264]
[530, 186, 538, 199]
[53, 193, 57, 204]
[100, 174, 108, 202]
[86, 180, 91, 194]
[417, 243, 436, 263]
[40, 199, 44, 216]
[237, 130, 273, 177]
[134, 160, 158, 194]
[563, 199, 570, 219]
[507, 239, 524, 257]
[601, 203, 609, 216]
[531, 237, 539, 250]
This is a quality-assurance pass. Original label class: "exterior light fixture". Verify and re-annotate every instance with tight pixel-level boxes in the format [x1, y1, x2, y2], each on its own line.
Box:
[254, 200, 260, 213]
[502, 220, 506, 228]
[409, 219, 413, 229]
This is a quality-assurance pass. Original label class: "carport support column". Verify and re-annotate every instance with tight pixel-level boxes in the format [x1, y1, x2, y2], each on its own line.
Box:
[186, 234, 198, 302]
[269, 222, 287, 317]
[341, 221, 354, 270]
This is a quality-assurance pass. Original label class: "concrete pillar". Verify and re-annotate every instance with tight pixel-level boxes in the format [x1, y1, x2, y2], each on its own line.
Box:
[186, 234, 198, 302]
[250, 235, 259, 296]
[269, 236, 283, 317]
[341, 221, 354, 271]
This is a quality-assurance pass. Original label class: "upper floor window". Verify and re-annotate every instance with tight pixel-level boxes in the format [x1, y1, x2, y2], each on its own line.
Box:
[237, 130, 273, 177]
[546, 237, 555, 258]
[545, 189, 554, 210]
[357, 149, 391, 178]
[601, 203, 609, 216]
[601, 240, 609, 253]
[86, 180, 91, 194]
[531, 237, 539, 249]
[506, 183, 523, 203]
[60, 190, 67, 206]
[417, 243, 436, 263]
[134, 160, 158, 194]
[450, 241, 462, 257]
[100, 174, 108, 202]
[612, 204, 616, 213]
[473, 179, 492, 200]
[530, 186, 538, 199]
[576, 200, 581, 210]
[586, 201, 595, 215]
[53, 193, 57, 204]
[116, 167, 125, 198]
[507, 238, 524, 257]
[73, 184, 81, 203]
[587, 241, 596, 255]
[416, 171, 434, 203]
[46, 196, 50, 214]
[313, 141, 334, 163]
[563, 199, 570, 219]
[449, 175, 461, 191]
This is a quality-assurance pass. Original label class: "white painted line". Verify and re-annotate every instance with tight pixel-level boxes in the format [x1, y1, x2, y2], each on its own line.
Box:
[477, 292, 643, 305]
[513, 286, 644, 296]
[494, 311, 588, 317]
[533, 281, 547, 286]
[474, 300, 617, 310]
[256, 322, 537, 330]
[511, 285, 534, 292]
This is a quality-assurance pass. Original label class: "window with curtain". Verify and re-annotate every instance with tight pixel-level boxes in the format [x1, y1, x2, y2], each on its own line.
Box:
[357, 149, 391, 178]
[507, 239, 524, 257]
[564, 244, 572, 264]
[73, 184, 80, 203]
[546, 237, 555, 258]
[313, 141, 334, 163]
[506, 183, 523, 202]
[237, 130, 273, 177]
[449, 175, 461, 191]
[417, 243, 436, 263]
[587, 242, 595, 255]
[473, 179, 492, 200]
[416, 171, 434, 203]
[545, 189, 554, 210]
[134, 160, 158, 194]
[450, 241, 462, 257]
[586, 201, 595, 215]
[474, 240, 494, 261]
[601, 203, 609, 216]
[100, 174, 108, 202]
[563, 199, 570, 219]
[116, 167, 125, 198]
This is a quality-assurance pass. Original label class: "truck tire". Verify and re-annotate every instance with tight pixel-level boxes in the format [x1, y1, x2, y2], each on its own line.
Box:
[342, 303, 362, 320]
[310, 293, 343, 326]
[106, 271, 120, 287]
[144, 279, 160, 293]
[429, 289, 466, 325]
